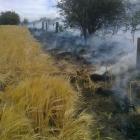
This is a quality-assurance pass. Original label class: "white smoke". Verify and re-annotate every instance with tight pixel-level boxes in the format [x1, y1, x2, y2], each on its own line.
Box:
[86, 30, 138, 75]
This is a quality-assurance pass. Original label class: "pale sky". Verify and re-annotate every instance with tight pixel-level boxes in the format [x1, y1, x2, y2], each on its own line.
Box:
[0, 0, 59, 21]
[0, 0, 138, 21]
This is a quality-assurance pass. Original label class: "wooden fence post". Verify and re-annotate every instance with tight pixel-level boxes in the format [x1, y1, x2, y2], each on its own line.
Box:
[137, 38, 140, 69]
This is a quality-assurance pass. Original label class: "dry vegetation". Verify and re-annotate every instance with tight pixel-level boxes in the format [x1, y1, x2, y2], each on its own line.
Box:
[0, 26, 92, 140]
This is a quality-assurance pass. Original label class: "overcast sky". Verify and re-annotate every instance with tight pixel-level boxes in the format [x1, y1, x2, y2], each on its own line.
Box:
[0, 0, 139, 21]
[0, 0, 59, 21]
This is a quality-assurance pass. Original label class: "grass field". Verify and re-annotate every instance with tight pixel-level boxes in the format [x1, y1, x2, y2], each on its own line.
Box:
[0, 26, 91, 140]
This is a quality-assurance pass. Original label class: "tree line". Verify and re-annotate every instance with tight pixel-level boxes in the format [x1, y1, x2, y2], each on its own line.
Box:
[1, 1, 140, 39]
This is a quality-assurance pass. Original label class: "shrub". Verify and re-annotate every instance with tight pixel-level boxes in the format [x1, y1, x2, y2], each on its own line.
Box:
[0, 11, 20, 25]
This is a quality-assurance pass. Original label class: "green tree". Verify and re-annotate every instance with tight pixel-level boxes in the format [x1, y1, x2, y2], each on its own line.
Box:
[130, 10, 140, 42]
[0, 11, 20, 25]
[58, 0, 125, 39]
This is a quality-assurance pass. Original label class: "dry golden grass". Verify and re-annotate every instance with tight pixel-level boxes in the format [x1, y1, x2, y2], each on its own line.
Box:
[0, 26, 91, 140]
[0, 26, 58, 84]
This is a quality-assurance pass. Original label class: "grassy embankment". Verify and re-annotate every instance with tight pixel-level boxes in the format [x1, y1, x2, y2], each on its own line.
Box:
[0, 26, 92, 140]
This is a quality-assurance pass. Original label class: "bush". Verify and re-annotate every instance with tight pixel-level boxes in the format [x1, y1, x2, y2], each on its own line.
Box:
[0, 11, 20, 25]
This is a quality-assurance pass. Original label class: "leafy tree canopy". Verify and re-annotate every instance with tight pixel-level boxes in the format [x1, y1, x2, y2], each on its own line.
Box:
[0, 11, 20, 25]
[58, 0, 125, 38]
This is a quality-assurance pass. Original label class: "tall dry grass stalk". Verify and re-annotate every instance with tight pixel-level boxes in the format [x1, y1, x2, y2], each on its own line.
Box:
[0, 26, 92, 140]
